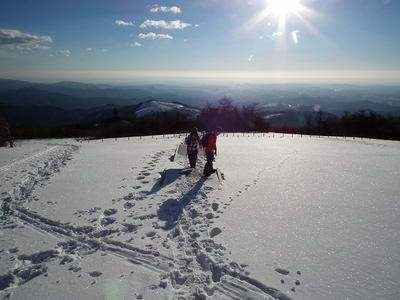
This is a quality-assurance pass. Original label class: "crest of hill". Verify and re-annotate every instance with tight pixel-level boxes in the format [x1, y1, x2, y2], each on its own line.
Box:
[134, 100, 199, 118]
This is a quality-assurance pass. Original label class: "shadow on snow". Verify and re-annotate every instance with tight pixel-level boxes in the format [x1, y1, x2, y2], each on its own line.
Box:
[156, 168, 207, 230]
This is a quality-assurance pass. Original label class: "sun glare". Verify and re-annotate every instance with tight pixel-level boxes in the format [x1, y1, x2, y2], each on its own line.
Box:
[268, 0, 300, 19]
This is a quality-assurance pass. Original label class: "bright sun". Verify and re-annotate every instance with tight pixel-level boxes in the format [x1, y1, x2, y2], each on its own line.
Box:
[268, 0, 300, 19]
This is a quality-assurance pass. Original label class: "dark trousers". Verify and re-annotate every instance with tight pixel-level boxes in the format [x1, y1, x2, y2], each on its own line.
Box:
[187, 150, 198, 167]
[203, 151, 214, 174]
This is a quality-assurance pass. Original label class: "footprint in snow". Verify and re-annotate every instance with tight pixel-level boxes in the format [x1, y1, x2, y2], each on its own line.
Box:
[100, 217, 116, 226]
[88, 271, 102, 278]
[123, 202, 135, 210]
[103, 208, 117, 216]
[275, 267, 290, 275]
[212, 203, 219, 211]
[209, 227, 222, 238]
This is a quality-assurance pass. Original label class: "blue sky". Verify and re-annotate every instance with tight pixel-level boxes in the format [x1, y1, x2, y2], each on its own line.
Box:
[1, 0, 399, 84]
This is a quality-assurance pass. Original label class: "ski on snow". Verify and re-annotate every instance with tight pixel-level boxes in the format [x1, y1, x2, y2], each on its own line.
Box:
[182, 168, 224, 185]
[215, 168, 224, 185]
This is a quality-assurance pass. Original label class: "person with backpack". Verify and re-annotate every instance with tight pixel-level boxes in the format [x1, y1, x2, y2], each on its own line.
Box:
[185, 127, 201, 168]
[202, 126, 222, 176]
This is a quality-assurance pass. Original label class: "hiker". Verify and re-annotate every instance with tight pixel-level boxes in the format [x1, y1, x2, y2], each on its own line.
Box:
[202, 126, 222, 176]
[185, 127, 201, 168]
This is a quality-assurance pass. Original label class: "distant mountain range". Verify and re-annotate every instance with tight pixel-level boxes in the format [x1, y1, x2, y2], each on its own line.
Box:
[1, 78, 400, 128]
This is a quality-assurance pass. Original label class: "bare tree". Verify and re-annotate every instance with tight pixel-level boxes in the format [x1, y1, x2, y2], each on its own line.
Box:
[305, 114, 313, 134]
[0, 104, 15, 147]
[241, 102, 259, 131]
[315, 110, 324, 135]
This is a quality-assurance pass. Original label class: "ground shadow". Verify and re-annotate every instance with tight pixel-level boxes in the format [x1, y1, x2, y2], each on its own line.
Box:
[158, 174, 207, 230]
[148, 168, 182, 195]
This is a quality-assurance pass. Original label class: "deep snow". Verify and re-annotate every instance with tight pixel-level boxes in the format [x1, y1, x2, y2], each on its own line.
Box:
[0, 133, 399, 300]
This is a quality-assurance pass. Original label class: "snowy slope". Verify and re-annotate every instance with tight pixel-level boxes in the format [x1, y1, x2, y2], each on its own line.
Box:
[135, 100, 199, 118]
[0, 134, 399, 300]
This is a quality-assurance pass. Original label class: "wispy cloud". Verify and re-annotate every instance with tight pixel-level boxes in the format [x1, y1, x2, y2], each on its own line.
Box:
[86, 47, 92, 51]
[138, 33, 173, 40]
[0, 29, 52, 47]
[156, 34, 173, 39]
[139, 20, 190, 29]
[30, 44, 50, 50]
[115, 20, 135, 26]
[131, 42, 143, 47]
[58, 50, 70, 56]
[150, 5, 182, 14]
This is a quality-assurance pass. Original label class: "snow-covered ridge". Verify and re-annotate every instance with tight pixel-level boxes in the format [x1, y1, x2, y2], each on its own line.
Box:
[135, 100, 199, 118]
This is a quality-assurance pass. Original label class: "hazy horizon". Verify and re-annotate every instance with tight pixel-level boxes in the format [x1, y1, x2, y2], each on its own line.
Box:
[2, 73, 400, 87]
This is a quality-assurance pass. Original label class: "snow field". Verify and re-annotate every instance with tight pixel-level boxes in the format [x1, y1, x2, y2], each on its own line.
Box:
[0, 134, 399, 299]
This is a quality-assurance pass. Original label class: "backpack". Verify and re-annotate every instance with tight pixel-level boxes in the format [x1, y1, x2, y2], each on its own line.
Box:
[201, 132, 210, 149]
[187, 134, 198, 147]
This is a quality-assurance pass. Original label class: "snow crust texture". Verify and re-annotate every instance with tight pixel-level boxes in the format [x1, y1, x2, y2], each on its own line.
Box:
[1, 134, 399, 300]
[0, 137, 291, 300]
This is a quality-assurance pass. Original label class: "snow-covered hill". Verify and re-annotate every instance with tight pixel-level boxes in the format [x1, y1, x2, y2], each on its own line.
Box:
[134, 100, 199, 118]
[0, 134, 399, 299]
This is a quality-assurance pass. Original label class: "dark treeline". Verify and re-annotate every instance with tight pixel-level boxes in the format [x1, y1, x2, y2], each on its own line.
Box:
[7, 112, 195, 142]
[1, 98, 400, 146]
[1, 97, 270, 143]
[276, 108, 400, 140]
[198, 97, 270, 132]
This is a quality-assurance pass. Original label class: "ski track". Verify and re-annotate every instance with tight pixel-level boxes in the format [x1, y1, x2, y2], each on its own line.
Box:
[0, 141, 294, 300]
[0, 145, 60, 174]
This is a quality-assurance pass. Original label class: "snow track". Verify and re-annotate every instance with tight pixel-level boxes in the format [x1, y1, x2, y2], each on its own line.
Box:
[0, 142, 80, 298]
[1, 135, 398, 299]
[0, 145, 60, 174]
[0, 139, 292, 300]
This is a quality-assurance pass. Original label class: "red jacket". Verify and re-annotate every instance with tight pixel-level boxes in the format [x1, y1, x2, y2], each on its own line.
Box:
[206, 132, 217, 152]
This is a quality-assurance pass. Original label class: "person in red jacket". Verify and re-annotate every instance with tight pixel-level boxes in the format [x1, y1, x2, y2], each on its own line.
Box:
[203, 126, 222, 176]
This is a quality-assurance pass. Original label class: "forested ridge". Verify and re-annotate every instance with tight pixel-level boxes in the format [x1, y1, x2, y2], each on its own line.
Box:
[1, 96, 400, 147]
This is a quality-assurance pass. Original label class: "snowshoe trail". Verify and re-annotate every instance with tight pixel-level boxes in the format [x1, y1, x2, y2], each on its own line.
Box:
[0, 140, 291, 300]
